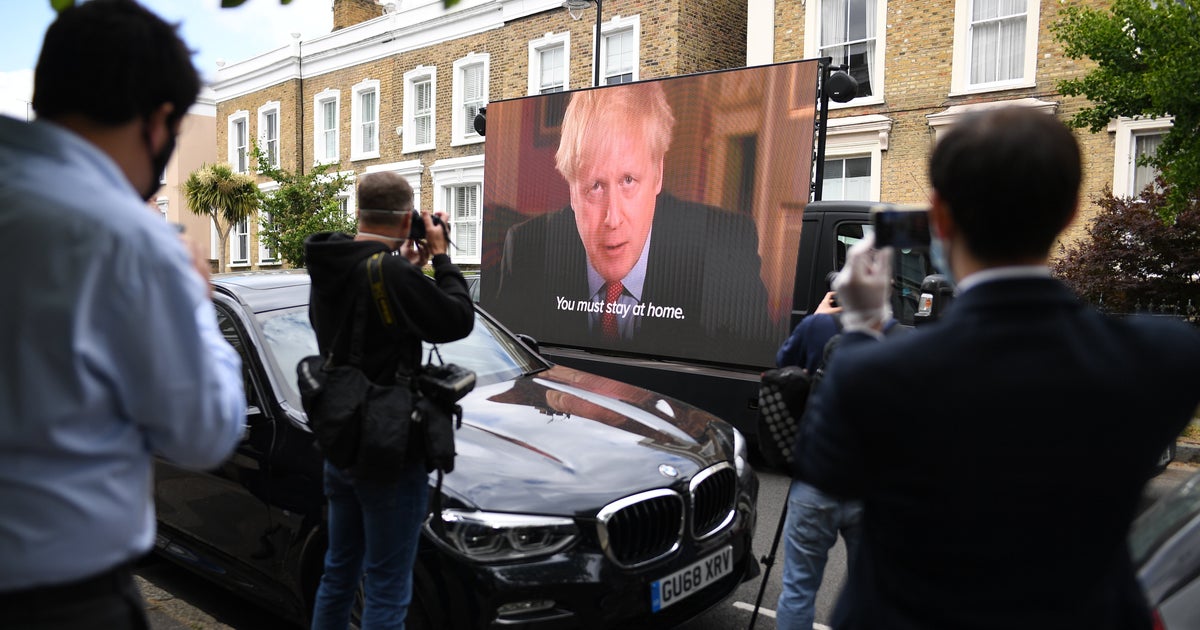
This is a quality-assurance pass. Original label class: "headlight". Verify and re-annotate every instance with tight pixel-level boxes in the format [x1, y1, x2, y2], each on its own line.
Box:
[426, 509, 578, 562]
[733, 426, 749, 477]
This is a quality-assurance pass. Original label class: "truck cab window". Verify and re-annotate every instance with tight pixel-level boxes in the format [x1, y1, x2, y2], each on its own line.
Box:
[834, 221, 931, 325]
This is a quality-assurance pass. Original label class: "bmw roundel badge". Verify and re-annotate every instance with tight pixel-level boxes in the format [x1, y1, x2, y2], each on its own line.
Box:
[658, 464, 679, 478]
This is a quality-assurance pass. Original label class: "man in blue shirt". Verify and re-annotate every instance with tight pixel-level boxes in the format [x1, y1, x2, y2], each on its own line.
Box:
[774, 288, 902, 630]
[0, 2, 244, 627]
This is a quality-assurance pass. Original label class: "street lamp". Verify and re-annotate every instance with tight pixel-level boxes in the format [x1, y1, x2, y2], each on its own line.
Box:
[562, 0, 603, 87]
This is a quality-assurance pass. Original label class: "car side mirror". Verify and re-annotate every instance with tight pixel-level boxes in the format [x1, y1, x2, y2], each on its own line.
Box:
[516, 333, 540, 355]
[914, 274, 955, 326]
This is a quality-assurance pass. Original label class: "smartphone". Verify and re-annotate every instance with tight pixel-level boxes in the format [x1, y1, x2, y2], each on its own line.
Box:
[871, 204, 931, 249]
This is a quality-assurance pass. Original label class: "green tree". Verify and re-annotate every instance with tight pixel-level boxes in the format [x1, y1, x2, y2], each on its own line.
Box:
[252, 144, 355, 268]
[182, 163, 259, 274]
[1052, 183, 1200, 320]
[1052, 0, 1200, 221]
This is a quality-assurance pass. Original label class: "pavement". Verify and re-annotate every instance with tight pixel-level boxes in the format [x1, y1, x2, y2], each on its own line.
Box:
[1174, 437, 1200, 465]
[138, 575, 229, 630]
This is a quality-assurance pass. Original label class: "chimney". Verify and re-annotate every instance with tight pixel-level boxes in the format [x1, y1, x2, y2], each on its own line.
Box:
[332, 0, 386, 31]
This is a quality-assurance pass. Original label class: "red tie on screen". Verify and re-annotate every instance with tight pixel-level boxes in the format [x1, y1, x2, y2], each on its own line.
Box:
[601, 281, 624, 339]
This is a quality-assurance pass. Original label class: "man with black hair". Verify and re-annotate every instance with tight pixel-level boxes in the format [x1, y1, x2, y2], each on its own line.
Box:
[0, 1, 244, 627]
[304, 171, 474, 629]
[795, 106, 1200, 629]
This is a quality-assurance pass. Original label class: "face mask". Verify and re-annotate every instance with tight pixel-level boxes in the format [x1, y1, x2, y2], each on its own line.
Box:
[141, 122, 176, 202]
[929, 234, 956, 286]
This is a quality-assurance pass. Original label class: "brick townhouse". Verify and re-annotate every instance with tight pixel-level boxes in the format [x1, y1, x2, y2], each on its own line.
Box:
[751, 0, 1169, 248]
[210, 0, 1165, 271]
[210, 0, 746, 271]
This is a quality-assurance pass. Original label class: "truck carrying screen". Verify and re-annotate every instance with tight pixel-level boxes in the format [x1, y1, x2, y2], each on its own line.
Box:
[480, 59, 821, 370]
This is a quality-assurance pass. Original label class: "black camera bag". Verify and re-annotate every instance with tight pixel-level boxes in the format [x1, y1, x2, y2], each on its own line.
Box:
[297, 253, 474, 481]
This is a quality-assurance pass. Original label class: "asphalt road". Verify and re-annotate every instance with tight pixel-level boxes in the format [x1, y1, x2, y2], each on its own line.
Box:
[136, 463, 1198, 630]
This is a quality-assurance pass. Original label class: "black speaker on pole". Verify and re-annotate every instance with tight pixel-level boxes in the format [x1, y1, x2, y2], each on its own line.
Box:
[825, 71, 859, 103]
[473, 106, 487, 136]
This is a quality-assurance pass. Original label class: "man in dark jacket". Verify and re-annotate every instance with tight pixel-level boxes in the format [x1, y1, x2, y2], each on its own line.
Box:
[304, 171, 473, 629]
[794, 106, 1200, 630]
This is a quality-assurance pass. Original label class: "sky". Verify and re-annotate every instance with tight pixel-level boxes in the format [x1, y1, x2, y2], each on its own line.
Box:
[0, 0, 335, 119]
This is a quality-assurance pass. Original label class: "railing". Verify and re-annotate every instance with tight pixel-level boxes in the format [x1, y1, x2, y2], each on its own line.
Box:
[1098, 298, 1198, 325]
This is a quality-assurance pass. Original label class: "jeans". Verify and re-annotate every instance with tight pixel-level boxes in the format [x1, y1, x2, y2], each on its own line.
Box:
[776, 479, 862, 630]
[310, 460, 430, 630]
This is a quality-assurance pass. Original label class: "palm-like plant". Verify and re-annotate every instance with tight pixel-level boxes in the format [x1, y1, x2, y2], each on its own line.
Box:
[183, 163, 259, 273]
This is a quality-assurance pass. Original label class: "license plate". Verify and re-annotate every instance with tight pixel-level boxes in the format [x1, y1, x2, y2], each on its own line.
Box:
[649, 545, 733, 612]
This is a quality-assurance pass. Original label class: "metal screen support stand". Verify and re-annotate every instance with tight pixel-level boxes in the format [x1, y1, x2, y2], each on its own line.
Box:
[747, 497, 788, 630]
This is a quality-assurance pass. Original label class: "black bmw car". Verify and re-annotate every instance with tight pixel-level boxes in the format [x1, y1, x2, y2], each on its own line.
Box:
[152, 270, 759, 629]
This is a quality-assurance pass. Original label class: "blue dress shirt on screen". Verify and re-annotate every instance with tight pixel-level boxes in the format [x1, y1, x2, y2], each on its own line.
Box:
[0, 116, 245, 591]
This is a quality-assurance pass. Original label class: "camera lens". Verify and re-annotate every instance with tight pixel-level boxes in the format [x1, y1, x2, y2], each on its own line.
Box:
[408, 209, 426, 241]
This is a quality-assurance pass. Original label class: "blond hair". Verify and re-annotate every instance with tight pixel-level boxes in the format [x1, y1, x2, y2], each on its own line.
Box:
[555, 81, 676, 183]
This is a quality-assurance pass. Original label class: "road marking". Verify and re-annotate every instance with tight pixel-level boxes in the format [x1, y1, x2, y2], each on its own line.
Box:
[731, 602, 832, 629]
[732, 601, 774, 618]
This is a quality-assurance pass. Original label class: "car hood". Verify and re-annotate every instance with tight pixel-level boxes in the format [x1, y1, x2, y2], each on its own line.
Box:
[443, 365, 734, 515]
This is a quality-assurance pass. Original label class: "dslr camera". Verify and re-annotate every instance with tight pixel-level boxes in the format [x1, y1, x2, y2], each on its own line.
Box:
[417, 363, 476, 406]
[409, 209, 451, 242]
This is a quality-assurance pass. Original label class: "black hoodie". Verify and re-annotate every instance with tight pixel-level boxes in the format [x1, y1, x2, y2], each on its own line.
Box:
[304, 231, 474, 384]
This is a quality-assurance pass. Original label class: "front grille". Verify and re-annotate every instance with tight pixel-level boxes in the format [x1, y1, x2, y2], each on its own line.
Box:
[596, 462, 741, 568]
[690, 463, 737, 539]
[597, 489, 683, 568]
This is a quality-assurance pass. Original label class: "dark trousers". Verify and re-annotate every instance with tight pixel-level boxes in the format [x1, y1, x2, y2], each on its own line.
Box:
[0, 563, 148, 630]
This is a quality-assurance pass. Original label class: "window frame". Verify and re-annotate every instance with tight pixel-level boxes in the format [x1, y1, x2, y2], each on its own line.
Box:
[822, 155, 874, 201]
[804, 0, 887, 108]
[403, 66, 437, 154]
[314, 89, 340, 167]
[1110, 116, 1174, 198]
[950, 0, 1041, 95]
[820, 114, 891, 202]
[320, 170, 358, 222]
[451, 54, 489, 147]
[230, 216, 251, 267]
[529, 32, 570, 95]
[365, 161, 425, 213]
[227, 110, 250, 173]
[926, 98, 1057, 141]
[599, 15, 640, 86]
[351, 79, 381, 161]
[257, 181, 280, 266]
[257, 101, 281, 170]
[430, 155, 484, 265]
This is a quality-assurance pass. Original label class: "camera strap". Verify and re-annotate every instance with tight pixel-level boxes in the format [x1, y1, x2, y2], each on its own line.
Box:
[365, 251, 457, 537]
[366, 252, 398, 329]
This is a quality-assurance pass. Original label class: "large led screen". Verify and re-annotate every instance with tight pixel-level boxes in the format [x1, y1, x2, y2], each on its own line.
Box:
[480, 59, 821, 370]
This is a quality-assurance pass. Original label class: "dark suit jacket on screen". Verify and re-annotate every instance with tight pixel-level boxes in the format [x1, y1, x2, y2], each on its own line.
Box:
[490, 194, 782, 367]
[793, 276, 1200, 630]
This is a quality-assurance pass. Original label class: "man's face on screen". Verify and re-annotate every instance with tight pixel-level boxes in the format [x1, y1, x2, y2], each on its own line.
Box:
[568, 127, 664, 284]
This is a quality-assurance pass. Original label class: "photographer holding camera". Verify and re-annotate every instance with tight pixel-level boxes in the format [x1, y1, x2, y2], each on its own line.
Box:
[304, 171, 473, 629]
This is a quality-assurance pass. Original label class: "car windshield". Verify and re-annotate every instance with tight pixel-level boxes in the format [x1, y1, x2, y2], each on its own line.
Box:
[257, 306, 546, 406]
